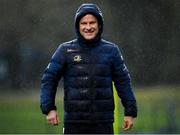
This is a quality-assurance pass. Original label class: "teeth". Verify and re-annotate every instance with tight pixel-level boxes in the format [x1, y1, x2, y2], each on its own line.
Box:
[84, 29, 94, 33]
[85, 31, 94, 33]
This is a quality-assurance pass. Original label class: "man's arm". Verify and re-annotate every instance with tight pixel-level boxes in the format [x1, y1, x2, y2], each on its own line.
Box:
[40, 44, 65, 120]
[112, 45, 137, 130]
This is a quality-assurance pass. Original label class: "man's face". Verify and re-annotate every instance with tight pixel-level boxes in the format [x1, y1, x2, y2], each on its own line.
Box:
[79, 14, 99, 40]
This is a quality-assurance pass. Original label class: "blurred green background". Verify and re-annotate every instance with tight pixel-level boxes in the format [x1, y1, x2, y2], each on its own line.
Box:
[0, 86, 180, 134]
[0, 0, 180, 134]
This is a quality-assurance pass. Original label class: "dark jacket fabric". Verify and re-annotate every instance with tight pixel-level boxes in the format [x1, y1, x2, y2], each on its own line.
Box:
[40, 3, 137, 123]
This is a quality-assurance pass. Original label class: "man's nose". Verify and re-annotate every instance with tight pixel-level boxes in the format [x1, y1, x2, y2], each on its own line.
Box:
[86, 23, 91, 29]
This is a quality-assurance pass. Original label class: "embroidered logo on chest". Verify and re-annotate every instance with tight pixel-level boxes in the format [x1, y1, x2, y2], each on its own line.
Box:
[73, 55, 82, 62]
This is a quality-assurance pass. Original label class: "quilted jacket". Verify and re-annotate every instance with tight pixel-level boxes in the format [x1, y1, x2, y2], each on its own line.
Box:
[40, 3, 137, 123]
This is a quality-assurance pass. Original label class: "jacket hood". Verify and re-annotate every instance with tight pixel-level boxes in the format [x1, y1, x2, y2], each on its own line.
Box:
[74, 3, 104, 47]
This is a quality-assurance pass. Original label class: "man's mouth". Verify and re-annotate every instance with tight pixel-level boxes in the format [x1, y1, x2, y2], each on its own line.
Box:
[84, 29, 95, 33]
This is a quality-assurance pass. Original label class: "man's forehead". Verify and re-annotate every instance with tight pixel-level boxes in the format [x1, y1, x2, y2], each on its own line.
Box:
[80, 14, 98, 20]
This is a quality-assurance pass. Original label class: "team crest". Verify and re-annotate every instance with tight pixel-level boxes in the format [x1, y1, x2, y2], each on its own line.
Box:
[73, 55, 82, 62]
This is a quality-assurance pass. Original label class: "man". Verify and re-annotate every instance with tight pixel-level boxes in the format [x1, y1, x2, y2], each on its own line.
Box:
[40, 3, 137, 134]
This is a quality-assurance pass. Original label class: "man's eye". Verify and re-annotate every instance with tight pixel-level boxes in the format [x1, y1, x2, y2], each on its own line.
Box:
[90, 21, 96, 24]
[81, 22, 87, 25]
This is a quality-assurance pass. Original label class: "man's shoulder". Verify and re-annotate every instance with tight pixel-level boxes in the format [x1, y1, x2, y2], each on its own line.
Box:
[58, 39, 78, 48]
[100, 39, 118, 49]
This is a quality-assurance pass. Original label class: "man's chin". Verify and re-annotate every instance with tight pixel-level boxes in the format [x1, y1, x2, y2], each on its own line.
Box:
[84, 36, 95, 40]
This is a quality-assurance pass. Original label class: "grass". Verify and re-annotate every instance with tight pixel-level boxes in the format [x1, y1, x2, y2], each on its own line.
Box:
[0, 99, 62, 133]
[121, 85, 180, 134]
[0, 85, 180, 134]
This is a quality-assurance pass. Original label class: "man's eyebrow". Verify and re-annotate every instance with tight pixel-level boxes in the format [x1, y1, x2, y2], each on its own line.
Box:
[80, 21, 87, 24]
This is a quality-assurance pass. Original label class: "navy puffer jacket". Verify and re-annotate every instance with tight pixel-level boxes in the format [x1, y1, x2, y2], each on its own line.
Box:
[40, 3, 137, 123]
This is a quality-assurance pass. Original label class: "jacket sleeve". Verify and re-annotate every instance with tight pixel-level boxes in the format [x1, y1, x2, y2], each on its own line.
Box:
[40, 44, 65, 115]
[112, 45, 137, 118]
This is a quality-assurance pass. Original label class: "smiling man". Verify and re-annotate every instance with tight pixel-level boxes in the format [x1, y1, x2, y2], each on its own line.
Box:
[79, 14, 99, 40]
[40, 3, 137, 134]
